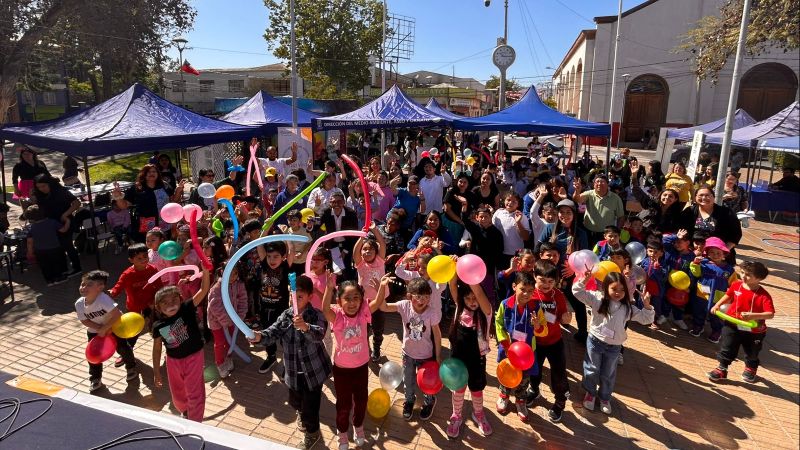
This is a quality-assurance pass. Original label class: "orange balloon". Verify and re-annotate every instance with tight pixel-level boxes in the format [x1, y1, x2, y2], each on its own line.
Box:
[215, 185, 235, 200]
[496, 358, 522, 389]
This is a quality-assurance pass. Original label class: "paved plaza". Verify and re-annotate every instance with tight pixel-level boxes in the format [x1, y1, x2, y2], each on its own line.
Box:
[0, 214, 797, 450]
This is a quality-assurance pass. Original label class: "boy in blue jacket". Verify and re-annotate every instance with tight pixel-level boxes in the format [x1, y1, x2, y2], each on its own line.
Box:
[661, 229, 695, 329]
[638, 240, 667, 328]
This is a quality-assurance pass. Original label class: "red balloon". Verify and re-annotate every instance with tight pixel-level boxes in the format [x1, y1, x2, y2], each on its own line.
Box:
[645, 279, 661, 297]
[507, 342, 535, 371]
[666, 287, 689, 307]
[86, 334, 117, 364]
[416, 361, 442, 395]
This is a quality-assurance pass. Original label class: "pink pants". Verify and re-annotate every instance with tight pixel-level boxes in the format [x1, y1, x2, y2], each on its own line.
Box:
[166, 349, 206, 422]
[211, 326, 233, 365]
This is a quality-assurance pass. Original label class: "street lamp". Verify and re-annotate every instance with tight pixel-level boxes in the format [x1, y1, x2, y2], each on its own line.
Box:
[172, 35, 188, 107]
[618, 73, 631, 146]
[485, 0, 512, 159]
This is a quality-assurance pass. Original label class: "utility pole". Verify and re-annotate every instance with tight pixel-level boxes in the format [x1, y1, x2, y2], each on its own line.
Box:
[172, 36, 188, 108]
[380, 0, 387, 154]
[715, 0, 752, 203]
[290, 0, 298, 129]
[606, 0, 623, 173]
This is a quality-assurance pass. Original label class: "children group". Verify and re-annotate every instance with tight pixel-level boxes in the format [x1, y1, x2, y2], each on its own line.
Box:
[69, 142, 777, 450]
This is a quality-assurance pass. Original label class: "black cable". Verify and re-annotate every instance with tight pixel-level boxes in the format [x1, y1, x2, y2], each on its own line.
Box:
[88, 427, 206, 450]
[0, 397, 54, 442]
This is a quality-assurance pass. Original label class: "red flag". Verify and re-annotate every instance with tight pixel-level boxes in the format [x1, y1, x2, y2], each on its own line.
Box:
[180, 60, 200, 76]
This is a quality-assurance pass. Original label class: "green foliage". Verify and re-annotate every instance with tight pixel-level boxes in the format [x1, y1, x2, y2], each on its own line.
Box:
[263, 0, 386, 99]
[485, 75, 523, 92]
[542, 97, 557, 109]
[678, 0, 800, 82]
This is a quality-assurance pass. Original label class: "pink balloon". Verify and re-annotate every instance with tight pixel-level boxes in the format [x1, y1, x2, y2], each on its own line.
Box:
[305, 230, 367, 275]
[341, 155, 372, 232]
[183, 204, 203, 222]
[148, 265, 202, 284]
[160, 202, 184, 224]
[569, 250, 599, 276]
[456, 254, 487, 285]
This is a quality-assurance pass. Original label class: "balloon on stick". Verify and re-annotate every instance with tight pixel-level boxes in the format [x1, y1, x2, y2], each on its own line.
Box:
[223, 234, 311, 339]
[341, 155, 372, 232]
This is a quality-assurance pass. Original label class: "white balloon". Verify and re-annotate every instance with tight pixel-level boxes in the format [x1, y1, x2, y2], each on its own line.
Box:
[197, 182, 217, 199]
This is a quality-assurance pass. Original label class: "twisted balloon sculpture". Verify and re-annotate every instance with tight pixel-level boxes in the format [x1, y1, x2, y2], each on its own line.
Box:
[217, 198, 239, 243]
[261, 171, 327, 235]
[341, 154, 372, 232]
[245, 140, 264, 196]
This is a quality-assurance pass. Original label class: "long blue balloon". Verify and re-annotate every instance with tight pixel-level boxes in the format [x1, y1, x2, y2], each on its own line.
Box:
[222, 234, 311, 339]
[218, 198, 239, 243]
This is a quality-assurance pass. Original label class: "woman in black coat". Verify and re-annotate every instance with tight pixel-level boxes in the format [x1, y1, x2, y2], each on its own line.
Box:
[680, 185, 742, 260]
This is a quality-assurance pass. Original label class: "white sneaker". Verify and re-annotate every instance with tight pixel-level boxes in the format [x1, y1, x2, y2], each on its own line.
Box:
[218, 361, 232, 378]
[673, 319, 688, 330]
[353, 426, 366, 446]
[656, 316, 668, 325]
[496, 396, 510, 414]
[617, 354, 624, 366]
[600, 400, 612, 415]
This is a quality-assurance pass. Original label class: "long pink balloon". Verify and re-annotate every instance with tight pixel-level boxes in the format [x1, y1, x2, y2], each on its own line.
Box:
[148, 265, 202, 284]
[245, 143, 264, 196]
[305, 230, 367, 274]
[341, 155, 371, 232]
[190, 209, 214, 271]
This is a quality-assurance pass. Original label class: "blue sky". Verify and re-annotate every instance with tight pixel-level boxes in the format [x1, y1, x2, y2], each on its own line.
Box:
[170, 0, 648, 86]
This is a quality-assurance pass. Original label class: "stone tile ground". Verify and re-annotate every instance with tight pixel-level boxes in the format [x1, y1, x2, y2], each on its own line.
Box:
[0, 219, 797, 450]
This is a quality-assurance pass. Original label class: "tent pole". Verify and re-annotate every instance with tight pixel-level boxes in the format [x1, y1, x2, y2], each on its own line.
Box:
[605, 138, 611, 175]
[0, 139, 6, 206]
[768, 149, 775, 185]
[82, 156, 102, 270]
[755, 146, 763, 187]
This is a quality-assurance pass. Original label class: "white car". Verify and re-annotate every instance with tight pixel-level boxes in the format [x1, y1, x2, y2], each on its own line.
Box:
[488, 133, 532, 150]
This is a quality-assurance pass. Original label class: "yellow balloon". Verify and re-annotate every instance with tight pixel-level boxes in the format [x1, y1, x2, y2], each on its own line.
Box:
[112, 312, 145, 339]
[593, 260, 621, 282]
[300, 208, 315, 224]
[427, 255, 456, 284]
[366, 388, 391, 418]
[668, 270, 691, 291]
[465, 156, 476, 166]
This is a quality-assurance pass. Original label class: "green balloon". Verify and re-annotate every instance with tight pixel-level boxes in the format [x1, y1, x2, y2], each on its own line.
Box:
[158, 240, 182, 261]
[203, 365, 220, 383]
[439, 357, 468, 391]
[212, 219, 224, 237]
[262, 172, 328, 233]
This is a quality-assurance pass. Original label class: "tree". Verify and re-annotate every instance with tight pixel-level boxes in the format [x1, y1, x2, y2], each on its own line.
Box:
[542, 97, 557, 109]
[485, 75, 523, 92]
[677, 0, 800, 82]
[263, 0, 386, 99]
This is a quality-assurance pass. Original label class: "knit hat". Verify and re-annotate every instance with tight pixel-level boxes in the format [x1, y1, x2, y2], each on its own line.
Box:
[704, 237, 729, 254]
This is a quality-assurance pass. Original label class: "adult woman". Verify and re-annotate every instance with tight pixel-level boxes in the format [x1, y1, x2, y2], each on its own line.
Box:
[721, 172, 748, 213]
[630, 185, 685, 234]
[157, 154, 179, 190]
[112, 164, 184, 242]
[664, 162, 694, 203]
[441, 173, 475, 245]
[492, 191, 531, 269]
[388, 162, 407, 189]
[407, 210, 456, 255]
[643, 160, 665, 190]
[188, 168, 217, 210]
[680, 185, 742, 255]
[366, 156, 382, 183]
[30, 174, 82, 276]
[62, 156, 81, 187]
[372, 171, 395, 223]
[12, 146, 50, 200]
[471, 171, 499, 210]
[535, 199, 589, 343]
[694, 165, 716, 190]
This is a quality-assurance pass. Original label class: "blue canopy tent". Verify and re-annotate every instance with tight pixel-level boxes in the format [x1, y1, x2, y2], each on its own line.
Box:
[0, 83, 260, 269]
[451, 87, 610, 136]
[220, 90, 320, 133]
[666, 109, 756, 141]
[312, 85, 449, 130]
[759, 135, 800, 154]
[424, 98, 464, 121]
[0, 83, 259, 156]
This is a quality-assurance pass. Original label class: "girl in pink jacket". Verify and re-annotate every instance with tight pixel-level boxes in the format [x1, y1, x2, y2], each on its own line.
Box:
[207, 262, 248, 378]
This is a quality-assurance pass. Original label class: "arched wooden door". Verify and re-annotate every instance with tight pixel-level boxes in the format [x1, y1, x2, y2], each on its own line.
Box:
[621, 74, 669, 143]
[738, 63, 798, 121]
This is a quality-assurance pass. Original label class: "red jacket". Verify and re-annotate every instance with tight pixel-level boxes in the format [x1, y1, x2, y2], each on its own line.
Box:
[110, 264, 163, 314]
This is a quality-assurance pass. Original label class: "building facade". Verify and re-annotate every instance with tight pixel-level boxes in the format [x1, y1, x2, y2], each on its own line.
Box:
[164, 63, 302, 114]
[552, 0, 799, 145]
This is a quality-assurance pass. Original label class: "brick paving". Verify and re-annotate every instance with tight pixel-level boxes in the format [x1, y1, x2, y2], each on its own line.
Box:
[0, 218, 797, 450]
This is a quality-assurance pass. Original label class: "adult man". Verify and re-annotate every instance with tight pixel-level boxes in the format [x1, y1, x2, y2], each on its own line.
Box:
[390, 175, 424, 240]
[770, 167, 800, 193]
[319, 192, 358, 277]
[418, 159, 452, 214]
[272, 174, 305, 226]
[307, 174, 344, 215]
[382, 143, 401, 171]
[258, 141, 298, 181]
[572, 174, 625, 245]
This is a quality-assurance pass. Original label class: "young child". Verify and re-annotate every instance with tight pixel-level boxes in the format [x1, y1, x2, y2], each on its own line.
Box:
[689, 237, 739, 343]
[395, 251, 446, 325]
[256, 241, 294, 373]
[639, 240, 667, 329]
[109, 244, 163, 365]
[322, 274, 383, 450]
[75, 270, 137, 392]
[573, 271, 655, 415]
[353, 223, 387, 361]
[279, 209, 312, 274]
[661, 229, 695, 330]
[24, 204, 68, 286]
[249, 276, 330, 450]
[497, 248, 536, 301]
[307, 247, 334, 310]
[494, 271, 539, 423]
[237, 219, 264, 325]
[106, 201, 130, 254]
[379, 277, 442, 422]
[207, 262, 248, 378]
[593, 225, 624, 261]
[527, 260, 571, 423]
[623, 217, 646, 243]
[708, 261, 774, 383]
[445, 279, 493, 438]
[151, 268, 211, 422]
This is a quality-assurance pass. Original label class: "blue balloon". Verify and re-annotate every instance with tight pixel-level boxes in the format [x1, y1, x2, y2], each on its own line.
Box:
[222, 234, 311, 339]
[218, 198, 239, 243]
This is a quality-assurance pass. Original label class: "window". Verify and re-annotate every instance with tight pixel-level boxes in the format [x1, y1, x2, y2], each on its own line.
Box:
[228, 79, 244, 92]
[172, 80, 186, 93]
[42, 92, 56, 105]
[199, 80, 215, 92]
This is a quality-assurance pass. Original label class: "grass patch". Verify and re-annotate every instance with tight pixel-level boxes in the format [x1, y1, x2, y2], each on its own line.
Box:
[86, 153, 152, 183]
